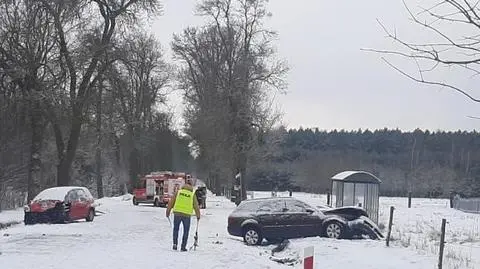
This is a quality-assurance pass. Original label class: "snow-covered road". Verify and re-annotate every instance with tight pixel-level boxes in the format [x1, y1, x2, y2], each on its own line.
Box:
[1, 194, 439, 269]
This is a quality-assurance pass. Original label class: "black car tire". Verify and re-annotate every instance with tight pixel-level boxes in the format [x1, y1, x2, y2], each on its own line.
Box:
[86, 209, 95, 222]
[154, 198, 160, 207]
[243, 225, 263, 246]
[324, 221, 345, 239]
[133, 197, 139, 206]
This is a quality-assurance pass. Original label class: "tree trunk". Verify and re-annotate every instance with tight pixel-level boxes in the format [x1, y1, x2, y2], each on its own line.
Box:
[214, 174, 222, 196]
[0, 184, 3, 212]
[233, 128, 249, 201]
[127, 126, 140, 190]
[56, 115, 83, 186]
[128, 149, 140, 190]
[238, 152, 248, 201]
[95, 85, 104, 198]
[27, 98, 44, 202]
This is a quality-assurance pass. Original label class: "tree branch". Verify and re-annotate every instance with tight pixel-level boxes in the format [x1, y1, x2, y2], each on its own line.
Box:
[364, 0, 480, 103]
[381, 56, 480, 102]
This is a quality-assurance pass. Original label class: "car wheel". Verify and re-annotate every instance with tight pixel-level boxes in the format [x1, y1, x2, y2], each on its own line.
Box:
[324, 221, 344, 239]
[86, 209, 95, 222]
[154, 199, 160, 207]
[243, 225, 263, 246]
[133, 197, 139, 206]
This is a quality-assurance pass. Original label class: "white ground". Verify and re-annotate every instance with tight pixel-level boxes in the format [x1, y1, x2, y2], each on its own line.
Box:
[378, 197, 480, 269]
[1, 191, 477, 269]
[0, 208, 23, 225]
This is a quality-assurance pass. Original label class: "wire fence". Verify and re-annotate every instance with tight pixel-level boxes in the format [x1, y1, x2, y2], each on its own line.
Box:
[453, 197, 480, 214]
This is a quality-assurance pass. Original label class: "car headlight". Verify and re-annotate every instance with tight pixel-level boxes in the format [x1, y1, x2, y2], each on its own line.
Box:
[24, 205, 30, 212]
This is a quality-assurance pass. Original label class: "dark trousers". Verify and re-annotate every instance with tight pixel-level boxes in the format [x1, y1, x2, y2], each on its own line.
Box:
[173, 214, 191, 249]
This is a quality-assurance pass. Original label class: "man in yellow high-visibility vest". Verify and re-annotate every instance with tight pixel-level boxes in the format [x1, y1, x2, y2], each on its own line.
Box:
[166, 179, 201, 251]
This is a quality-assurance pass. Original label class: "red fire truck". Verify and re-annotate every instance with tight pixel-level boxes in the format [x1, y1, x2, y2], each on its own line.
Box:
[132, 171, 195, 207]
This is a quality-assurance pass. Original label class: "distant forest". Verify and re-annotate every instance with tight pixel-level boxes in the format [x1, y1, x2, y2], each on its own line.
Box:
[247, 128, 480, 198]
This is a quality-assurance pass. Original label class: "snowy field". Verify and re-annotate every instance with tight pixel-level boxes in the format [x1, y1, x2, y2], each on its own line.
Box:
[0, 208, 23, 225]
[0, 191, 477, 269]
[379, 196, 480, 269]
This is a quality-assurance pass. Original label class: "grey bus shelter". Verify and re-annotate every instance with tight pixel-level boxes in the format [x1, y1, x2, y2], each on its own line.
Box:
[331, 170, 381, 224]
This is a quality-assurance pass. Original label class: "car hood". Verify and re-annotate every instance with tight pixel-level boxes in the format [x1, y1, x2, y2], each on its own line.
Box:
[32, 187, 77, 201]
[319, 206, 369, 217]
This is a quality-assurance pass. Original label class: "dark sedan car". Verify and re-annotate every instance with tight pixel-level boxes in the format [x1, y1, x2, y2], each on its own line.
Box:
[227, 197, 383, 245]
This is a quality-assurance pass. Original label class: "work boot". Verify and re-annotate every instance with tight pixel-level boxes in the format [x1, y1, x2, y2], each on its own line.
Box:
[173, 244, 177, 250]
[180, 247, 187, 252]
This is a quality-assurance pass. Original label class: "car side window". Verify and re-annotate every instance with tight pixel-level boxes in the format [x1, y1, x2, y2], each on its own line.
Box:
[257, 202, 273, 213]
[270, 200, 288, 213]
[83, 189, 94, 199]
[65, 190, 78, 203]
[286, 200, 309, 213]
[77, 189, 88, 202]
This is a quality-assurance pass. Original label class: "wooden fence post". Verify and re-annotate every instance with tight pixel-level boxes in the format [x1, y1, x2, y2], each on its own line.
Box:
[438, 218, 447, 269]
[386, 206, 395, 247]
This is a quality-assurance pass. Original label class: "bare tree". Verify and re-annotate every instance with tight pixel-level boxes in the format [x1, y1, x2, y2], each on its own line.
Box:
[95, 77, 104, 198]
[0, 0, 58, 200]
[173, 0, 287, 199]
[107, 31, 171, 189]
[365, 0, 480, 103]
[37, 0, 161, 186]
[199, 0, 287, 200]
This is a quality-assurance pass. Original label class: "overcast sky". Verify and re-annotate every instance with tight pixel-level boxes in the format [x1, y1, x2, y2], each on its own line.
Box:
[148, 0, 480, 132]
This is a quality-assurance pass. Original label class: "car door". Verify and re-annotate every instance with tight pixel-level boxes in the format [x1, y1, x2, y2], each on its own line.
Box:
[83, 188, 95, 207]
[256, 200, 287, 239]
[76, 189, 90, 218]
[284, 199, 322, 238]
[65, 189, 82, 220]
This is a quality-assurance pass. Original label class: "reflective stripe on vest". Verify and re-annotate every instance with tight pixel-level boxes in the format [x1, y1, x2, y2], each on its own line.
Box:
[173, 189, 194, 215]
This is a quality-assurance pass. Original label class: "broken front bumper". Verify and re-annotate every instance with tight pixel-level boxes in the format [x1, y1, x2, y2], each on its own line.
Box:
[347, 216, 384, 239]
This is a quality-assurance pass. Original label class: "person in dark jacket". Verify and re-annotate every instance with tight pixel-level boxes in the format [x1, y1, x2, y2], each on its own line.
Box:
[195, 187, 207, 209]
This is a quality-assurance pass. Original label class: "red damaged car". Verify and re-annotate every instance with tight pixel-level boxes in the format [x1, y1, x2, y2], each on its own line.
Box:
[24, 186, 96, 225]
